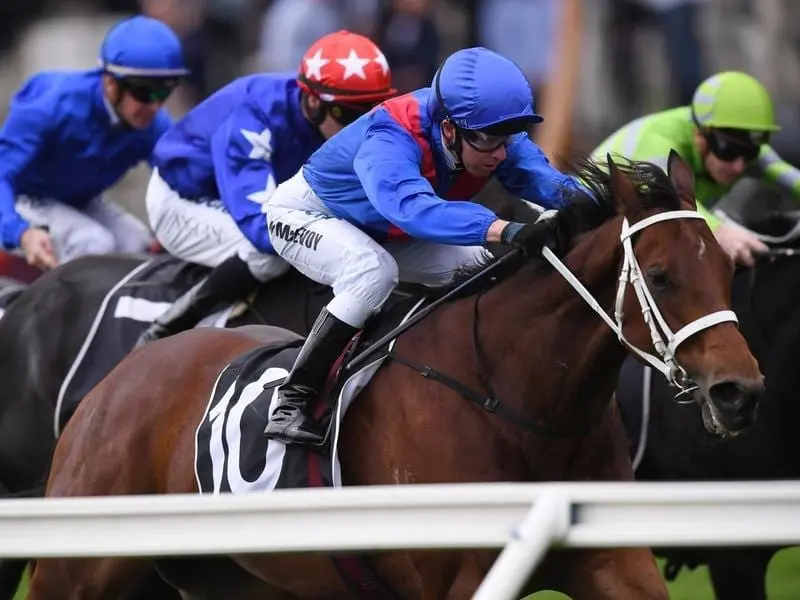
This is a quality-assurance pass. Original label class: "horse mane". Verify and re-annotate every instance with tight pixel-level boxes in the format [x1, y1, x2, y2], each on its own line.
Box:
[444, 156, 682, 297]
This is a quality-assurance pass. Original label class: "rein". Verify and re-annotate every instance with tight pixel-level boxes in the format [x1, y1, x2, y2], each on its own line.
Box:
[345, 248, 605, 437]
[386, 289, 606, 438]
[345, 249, 521, 372]
[752, 248, 800, 259]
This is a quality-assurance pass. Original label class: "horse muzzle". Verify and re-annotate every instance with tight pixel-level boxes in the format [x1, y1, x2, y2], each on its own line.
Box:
[700, 378, 764, 436]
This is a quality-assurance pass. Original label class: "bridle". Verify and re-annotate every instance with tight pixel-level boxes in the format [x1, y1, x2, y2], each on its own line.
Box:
[543, 209, 738, 396]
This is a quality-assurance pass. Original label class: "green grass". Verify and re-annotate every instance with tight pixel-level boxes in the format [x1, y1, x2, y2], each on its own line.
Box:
[526, 548, 800, 599]
[12, 548, 800, 598]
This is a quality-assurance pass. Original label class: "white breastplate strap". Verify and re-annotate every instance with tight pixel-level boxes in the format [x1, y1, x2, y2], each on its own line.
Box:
[542, 209, 738, 390]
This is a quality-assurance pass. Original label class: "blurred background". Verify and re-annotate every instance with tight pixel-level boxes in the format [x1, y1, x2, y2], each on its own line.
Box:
[1, 0, 800, 219]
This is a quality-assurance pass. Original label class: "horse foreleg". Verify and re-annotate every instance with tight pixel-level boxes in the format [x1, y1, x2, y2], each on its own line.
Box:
[27, 557, 156, 600]
[554, 548, 669, 600]
[407, 550, 463, 600]
[707, 547, 775, 600]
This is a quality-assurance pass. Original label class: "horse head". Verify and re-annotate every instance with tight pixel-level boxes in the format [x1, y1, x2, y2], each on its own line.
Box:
[591, 150, 764, 436]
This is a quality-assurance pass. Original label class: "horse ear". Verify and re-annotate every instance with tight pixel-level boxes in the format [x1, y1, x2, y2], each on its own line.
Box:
[606, 153, 640, 218]
[666, 149, 697, 209]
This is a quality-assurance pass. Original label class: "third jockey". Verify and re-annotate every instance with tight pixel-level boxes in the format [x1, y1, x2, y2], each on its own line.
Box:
[134, 30, 397, 348]
[0, 16, 187, 271]
[262, 47, 584, 446]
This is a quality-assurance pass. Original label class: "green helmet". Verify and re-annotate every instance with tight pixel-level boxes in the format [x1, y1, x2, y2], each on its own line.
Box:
[691, 71, 780, 132]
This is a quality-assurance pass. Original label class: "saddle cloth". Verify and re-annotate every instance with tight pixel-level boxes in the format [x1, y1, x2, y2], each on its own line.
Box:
[55, 254, 227, 436]
[194, 295, 427, 495]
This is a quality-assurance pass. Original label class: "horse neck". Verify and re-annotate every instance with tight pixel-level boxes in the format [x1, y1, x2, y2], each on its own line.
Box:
[480, 217, 628, 435]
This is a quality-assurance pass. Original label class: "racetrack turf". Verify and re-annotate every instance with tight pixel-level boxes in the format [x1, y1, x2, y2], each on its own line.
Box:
[13, 548, 800, 598]
[526, 548, 800, 599]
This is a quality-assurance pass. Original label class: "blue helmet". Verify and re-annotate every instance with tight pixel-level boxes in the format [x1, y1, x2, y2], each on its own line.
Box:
[98, 16, 189, 79]
[433, 47, 542, 133]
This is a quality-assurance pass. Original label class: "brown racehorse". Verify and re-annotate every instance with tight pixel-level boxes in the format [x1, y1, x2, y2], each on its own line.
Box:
[29, 153, 763, 600]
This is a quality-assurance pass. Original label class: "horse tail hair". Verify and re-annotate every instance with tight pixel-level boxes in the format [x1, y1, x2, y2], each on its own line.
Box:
[0, 481, 46, 599]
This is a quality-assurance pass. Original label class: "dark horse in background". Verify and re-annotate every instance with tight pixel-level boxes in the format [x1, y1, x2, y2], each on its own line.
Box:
[616, 177, 800, 600]
[0, 185, 533, 599]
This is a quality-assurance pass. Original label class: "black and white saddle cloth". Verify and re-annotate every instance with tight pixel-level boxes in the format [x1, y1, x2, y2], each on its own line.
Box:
[194, 295, 428, 496]
[55, 254, 227, 436]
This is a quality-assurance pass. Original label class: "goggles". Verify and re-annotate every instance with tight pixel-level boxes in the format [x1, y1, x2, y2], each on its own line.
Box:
[705, 127, 767, 162]
[328, 101, 374, 126]
[118, 77, 180, 104]
[461, 128, 512, 152]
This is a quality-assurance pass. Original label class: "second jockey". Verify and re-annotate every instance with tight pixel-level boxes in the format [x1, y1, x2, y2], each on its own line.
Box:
[0, 16, 187, 271]
[262, 47, 583, 446]
[134, 30, 397, 348]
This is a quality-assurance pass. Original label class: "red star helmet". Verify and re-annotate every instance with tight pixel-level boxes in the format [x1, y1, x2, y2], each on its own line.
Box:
[297, 30, 396, 106]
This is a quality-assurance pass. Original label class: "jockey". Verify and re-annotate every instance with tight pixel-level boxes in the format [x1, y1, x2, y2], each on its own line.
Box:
[262, 46, 583, 446]
[0, 15, 187, 271]
[593, 71, 796, 267]
[134, 30, 397, 348]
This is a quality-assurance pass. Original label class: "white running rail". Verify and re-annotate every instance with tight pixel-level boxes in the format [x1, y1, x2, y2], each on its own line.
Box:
[4, 481, 800, 600]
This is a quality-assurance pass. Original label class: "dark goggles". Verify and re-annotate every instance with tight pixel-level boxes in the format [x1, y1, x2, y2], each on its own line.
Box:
[704, 127, 768, 163]
[461, 128, 512, 152]
[327, 101, 374, 126]
[118, 77, 180, 104]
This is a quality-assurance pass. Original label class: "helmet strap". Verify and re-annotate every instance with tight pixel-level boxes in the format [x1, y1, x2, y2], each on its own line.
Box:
[301, 92, 327, 130]
[441, 120, 465, 169]
[101, 74, 134, 130]
[434, 60, 465, 170]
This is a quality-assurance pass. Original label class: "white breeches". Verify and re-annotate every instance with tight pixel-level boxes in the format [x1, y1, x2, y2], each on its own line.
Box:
[262, 170, 490, 328]
[145, 168, 289, 282]
[16, 195, 153, 263]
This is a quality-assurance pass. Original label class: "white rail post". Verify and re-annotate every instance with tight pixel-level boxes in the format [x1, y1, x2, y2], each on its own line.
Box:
[472, 487, 570, 600]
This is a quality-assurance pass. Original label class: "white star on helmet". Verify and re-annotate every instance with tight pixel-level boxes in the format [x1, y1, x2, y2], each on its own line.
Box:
[304, 48, 330, 80]
[336, 49, 370, 80]
[373, 50, 389, 76]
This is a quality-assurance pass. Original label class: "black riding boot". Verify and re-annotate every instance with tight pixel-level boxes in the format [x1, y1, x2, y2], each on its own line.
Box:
[264, 307, 358, 445]
[133, 255, 260, 349]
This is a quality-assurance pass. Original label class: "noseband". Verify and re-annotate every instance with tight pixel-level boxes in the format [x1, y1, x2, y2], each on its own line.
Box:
[543, 210, 738, 396]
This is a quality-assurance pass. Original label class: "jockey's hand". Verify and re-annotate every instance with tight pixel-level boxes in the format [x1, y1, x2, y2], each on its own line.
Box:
[20, 227, 58, 270]
[713, 222, 769, 268]
[499, 215, 565, 258]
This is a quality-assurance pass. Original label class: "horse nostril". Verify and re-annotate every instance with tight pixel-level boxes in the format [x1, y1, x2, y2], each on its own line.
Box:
[708, 381, 761, 413]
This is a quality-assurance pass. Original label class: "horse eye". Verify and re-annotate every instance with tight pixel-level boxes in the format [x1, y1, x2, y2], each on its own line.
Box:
[646, 267, 672, 292]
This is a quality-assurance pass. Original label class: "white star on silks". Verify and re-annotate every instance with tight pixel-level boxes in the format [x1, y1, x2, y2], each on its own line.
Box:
[336, 49, 370, 80]
[247, 173, 277, 208]
[304, 48, 330, 80]
[240, 127, 272, 161]
[373, 49, 389, 76]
